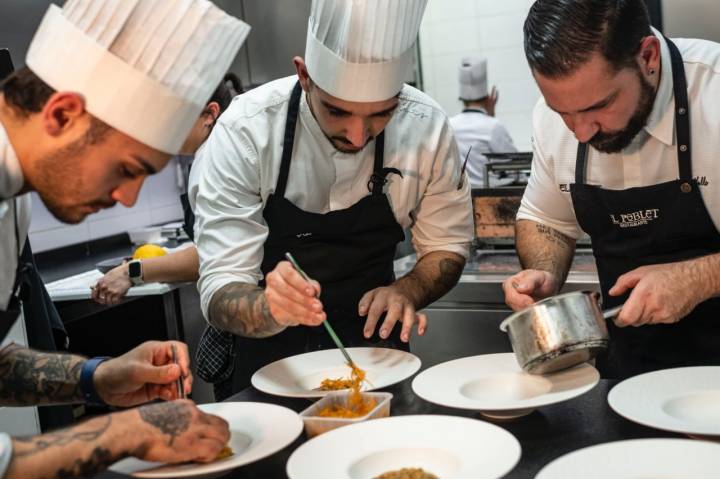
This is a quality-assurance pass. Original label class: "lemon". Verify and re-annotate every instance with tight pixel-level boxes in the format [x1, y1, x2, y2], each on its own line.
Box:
[132, 244, 167, 260]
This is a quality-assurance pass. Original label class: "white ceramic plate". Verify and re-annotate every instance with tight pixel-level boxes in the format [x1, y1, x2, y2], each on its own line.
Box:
[608, 366, 720, 438]
[286, 415, 521, 479]
[251, 347, 421, 398]
[536, 438, 720, 479]
[110, 402, 302, 478]
[412, 353, 599, 419]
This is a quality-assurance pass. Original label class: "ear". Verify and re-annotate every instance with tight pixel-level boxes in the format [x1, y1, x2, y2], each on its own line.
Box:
[637, 35, 661, 79]
[41, 92, 87, 137]
[204, 101, 221, 126]
[293, 56, 312, 93]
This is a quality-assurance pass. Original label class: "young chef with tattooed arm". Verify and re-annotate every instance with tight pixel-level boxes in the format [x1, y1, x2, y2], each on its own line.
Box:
[0, 1, 248, 477]
[191, 0, 474, 398]
[503, 0, 720, 379]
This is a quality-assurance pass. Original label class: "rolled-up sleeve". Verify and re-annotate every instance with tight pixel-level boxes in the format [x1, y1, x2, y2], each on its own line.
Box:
[410, 120, 474, 260]
[190, 122, 268, 319]
[516, 102, 583, 239]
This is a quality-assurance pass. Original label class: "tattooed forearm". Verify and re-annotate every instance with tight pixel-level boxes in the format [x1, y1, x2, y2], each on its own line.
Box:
[53, 447, 116, 479]
[395, 251, 465, 309]
[13, 416, 111, 458]
[8, 415, 131, 479]
[516, 219, 576, 285]
[0, 344, 85, 406]
[209, 282, 284, 338]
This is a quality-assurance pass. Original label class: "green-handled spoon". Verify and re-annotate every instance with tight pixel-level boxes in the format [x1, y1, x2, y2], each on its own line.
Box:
[284, 252, 356, 367]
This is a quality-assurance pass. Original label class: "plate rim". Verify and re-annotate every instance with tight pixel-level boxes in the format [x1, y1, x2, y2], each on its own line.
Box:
[110, 401, 303, 478]
[536, 438, 720, 479]
[607, 366, 720, 436]
[411, 352, 599, 411]
[251, 347, 422, 398]
[286, 414, 521, 479]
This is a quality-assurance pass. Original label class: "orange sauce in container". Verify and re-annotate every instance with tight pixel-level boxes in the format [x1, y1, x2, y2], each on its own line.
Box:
[317, 363, 376, 418]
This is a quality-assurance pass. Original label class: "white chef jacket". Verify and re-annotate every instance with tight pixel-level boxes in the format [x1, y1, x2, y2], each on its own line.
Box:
[449, 108, 517, 188]
[190, 75, 474, 318]
[518, 33, 720, 240]
[0, 120, 26, 478]
[0, 121, 31, 312]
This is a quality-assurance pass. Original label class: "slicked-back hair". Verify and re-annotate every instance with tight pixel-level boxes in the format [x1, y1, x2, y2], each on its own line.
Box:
[524, 0, 652, 78]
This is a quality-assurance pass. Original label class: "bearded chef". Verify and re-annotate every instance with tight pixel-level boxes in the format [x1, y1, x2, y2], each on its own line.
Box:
[503, 0, 720, 379]
[190, 0, 474, 397]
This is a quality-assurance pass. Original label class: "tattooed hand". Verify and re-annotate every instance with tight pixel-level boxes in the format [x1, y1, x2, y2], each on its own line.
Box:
[359, 251, 465, 342]
[135, 399, 230, 463]
[94, 341, 192, 407]
[264, 261, 325, 328]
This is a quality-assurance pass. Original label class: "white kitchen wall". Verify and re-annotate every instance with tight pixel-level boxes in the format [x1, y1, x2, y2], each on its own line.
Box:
[419, 0, 539, 151]
[29, 158, 184, 252]
[662, 0, 720, 43]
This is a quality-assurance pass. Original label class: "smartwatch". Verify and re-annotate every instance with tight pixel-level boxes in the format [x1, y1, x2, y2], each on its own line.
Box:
[128, 259, 144, 286]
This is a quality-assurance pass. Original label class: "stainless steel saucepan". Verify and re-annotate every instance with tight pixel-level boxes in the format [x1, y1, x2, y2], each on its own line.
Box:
[500, 291, 621, 374]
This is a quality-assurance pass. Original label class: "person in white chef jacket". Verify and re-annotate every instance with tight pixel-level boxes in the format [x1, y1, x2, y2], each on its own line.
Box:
[190, 0, 474, 398]
[0, 1, 248, 476]
[449, 57, 517, 188]
[504, 0, 720, 379]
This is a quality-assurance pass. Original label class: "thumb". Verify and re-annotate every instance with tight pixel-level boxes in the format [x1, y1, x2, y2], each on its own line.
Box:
[136, 362, 181, 386]
[514, 273, 545, 295]
[609, 271, 642, 297]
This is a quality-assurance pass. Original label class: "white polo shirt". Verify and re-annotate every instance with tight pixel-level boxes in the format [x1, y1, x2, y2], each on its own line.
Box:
[517, 33, 720, 239]
[190, 76, 474, 318]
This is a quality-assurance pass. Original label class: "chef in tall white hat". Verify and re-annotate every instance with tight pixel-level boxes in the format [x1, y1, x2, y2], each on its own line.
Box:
[449, 56, 517, 188]
[0, 0, 248, 476]
[190, 0, 474, 398]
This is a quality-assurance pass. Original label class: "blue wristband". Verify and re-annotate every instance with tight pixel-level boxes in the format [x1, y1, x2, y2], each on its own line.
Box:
[80, 357, 111, 406]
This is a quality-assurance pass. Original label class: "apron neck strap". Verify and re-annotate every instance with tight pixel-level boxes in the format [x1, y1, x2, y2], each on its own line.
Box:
[275, 81, 303, 198]
[666, 36, 692, 181]
[575, 36, 691, 184]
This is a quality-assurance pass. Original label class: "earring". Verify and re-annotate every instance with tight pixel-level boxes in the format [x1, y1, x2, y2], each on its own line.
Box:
[649, 68, 656, 75]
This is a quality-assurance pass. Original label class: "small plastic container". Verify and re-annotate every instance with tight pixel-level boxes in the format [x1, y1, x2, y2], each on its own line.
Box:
[300, 391, 392, 438]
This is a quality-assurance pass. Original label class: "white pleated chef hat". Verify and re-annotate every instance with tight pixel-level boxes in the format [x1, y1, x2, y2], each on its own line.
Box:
[26, 0, 250, 154]
[305, 0, 428, 103]
[459, 56, 488, 101]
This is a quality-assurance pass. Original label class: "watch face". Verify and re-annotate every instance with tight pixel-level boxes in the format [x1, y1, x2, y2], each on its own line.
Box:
[128, 260, 142, 278]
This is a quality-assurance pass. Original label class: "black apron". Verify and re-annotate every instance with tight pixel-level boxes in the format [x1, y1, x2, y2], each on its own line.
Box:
[223, 81, 406, 395]
[570, 37, 720, 379]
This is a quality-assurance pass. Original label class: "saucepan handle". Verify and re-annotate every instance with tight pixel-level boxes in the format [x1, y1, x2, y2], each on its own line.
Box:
[602, 305, 624, 320]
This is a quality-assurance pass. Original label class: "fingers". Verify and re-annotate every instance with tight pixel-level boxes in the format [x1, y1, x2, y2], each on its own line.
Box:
[358, 289, 378, 317]
[276, 261, 317, 297]
[361, 288, 425, 342]
[378, 301, 403, 339]
[512, 271, 546, 294]
[614, 290, 647, 327]
[608, 269, 644, 297]
[363, 290, 388, 338]
[265, 263, 325, 327]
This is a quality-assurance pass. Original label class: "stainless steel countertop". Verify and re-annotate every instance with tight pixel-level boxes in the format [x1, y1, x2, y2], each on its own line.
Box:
[394, 249, 599, 306]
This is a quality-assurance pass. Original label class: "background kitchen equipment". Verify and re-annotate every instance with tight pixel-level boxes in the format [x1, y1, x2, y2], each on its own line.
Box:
[500, 291, 620, 374]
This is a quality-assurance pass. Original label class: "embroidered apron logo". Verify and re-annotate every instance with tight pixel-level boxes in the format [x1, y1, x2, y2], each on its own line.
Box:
[609, 209, 660, 228]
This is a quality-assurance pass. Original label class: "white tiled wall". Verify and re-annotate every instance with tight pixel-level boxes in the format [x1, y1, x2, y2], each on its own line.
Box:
[29, 158, 184, 252]
[419, 0, 539, 151]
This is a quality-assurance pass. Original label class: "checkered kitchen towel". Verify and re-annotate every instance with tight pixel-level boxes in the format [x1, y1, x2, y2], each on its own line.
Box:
[196, 325, 235, 383]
